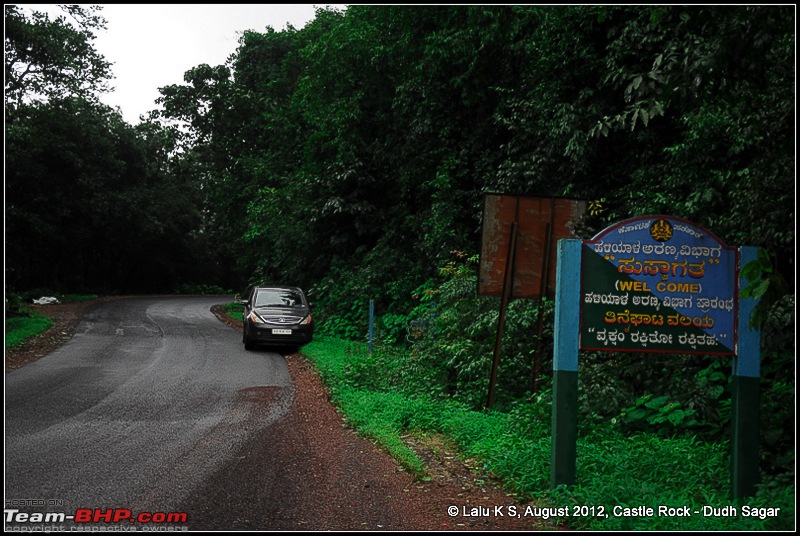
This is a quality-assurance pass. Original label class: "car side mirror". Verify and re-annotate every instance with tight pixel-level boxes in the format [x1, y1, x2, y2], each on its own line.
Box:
[308, 302, 316, 309]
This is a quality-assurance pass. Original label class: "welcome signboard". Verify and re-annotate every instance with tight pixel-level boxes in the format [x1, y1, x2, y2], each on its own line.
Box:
[580, 216, 737, 355]
[552, 217, 761, 500]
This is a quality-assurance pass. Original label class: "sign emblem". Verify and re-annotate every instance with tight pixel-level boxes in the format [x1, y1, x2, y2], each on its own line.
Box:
[650, 218, 673, 242]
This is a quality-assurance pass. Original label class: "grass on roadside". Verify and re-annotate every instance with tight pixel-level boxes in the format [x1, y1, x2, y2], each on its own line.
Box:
[298, 336, 795, 531]
[220, 302, 244, 322]
[5, 309, 53, 348]
[5, 293, 97, 349]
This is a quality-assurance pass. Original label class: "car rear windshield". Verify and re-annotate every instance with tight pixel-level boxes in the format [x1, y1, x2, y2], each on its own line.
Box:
[255, 289, 305, 308]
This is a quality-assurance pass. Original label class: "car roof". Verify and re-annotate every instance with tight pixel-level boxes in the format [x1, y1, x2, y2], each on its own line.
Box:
[250, 285, 306, 297]
[254, 285, 303, 292]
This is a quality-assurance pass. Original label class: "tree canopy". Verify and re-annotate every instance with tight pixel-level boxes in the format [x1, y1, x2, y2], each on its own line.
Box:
[4, 4, 112, 108]
[155, 5, 794, 303]
[6, 4, 795, 308]
[5, 5, 211, 293]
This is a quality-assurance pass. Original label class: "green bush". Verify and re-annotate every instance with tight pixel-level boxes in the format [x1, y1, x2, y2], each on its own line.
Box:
[309, 243, 426, 343]
[377, 312, 410, 345]
[619, 394, 701, 436]
[402, 253, 555, 410]
[175, 283, 232, 295]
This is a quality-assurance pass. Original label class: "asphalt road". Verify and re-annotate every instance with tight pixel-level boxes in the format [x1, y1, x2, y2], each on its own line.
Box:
[5, 296, 292, 530]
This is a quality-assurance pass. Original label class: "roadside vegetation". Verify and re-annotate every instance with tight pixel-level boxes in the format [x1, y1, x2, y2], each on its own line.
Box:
[5, 309, 53, 348]
[219, 302, 244, 323]
[220, 252, 794, 530]
[299, 336, 793, 531]
[4, 292, 97, 348]
[294, 253, 794, 530]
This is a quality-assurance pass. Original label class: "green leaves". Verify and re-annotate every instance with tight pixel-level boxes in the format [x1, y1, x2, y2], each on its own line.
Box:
[740, 248, 774, 299]
[740, 249, 789, 329]
[4, 5, 112, 108]
[620, 394, 700, 437]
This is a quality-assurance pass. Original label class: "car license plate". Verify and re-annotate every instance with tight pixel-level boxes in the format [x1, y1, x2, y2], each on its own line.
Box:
[272, 329, 292, 335]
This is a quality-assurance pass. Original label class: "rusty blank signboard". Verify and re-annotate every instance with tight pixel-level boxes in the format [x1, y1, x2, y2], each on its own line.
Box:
[479, 194, 587, 299]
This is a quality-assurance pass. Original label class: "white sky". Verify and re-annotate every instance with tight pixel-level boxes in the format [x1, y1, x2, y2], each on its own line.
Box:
[19, 4, 346, 123]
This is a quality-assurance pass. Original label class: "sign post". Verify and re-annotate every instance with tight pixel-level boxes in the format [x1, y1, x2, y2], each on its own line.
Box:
[551, 239, 581, 489]
[487, 219, 519, 409]
[480, 194, 587, 407]
[731, 246, 761, 499]
[550, 216, 761, 499]
[368, 299, 375, 354]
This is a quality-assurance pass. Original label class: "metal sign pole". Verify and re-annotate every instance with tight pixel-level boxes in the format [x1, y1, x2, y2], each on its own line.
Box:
[731, 246, 761, 499]
[486, 220, 518, 409]
[532, 198, 557, 393]
[368, 299, 375, 354]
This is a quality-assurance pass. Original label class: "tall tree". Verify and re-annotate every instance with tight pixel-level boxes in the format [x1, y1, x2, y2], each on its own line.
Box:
[4, 5, 112, 109]
[5, 5, 210, 294]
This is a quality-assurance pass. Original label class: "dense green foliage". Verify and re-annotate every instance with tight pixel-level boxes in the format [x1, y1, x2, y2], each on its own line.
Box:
[7, 5, 793, 304]
[153, 5, 794, 343]
[371, 253, 794, 489]
[301, 337, 794, 530]
[6, 4, 795, 522]
[5, 6, 221, 294]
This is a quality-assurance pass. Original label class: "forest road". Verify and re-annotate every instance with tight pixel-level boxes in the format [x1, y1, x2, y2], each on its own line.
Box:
[5, 296, 293, 529]
[5, 295, 552, 531]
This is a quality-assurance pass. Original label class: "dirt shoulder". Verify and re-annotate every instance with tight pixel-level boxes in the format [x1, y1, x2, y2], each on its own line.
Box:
[210, 304, 559, 531]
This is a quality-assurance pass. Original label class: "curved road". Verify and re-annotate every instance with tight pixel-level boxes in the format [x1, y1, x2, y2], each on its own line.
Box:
[5, 296, 292, 529]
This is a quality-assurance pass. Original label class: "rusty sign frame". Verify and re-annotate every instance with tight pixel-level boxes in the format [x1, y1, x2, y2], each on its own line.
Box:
[478, 193, 587, 407]
[479, 193, 588, 300]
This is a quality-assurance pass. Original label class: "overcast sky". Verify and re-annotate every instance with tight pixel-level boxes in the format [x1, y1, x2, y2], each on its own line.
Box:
[20, 4, 346, 123]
